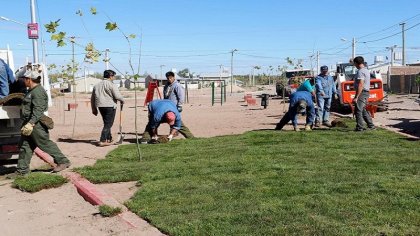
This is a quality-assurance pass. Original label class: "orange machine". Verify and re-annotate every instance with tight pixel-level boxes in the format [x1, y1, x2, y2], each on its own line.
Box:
[340, 79, 384, 118]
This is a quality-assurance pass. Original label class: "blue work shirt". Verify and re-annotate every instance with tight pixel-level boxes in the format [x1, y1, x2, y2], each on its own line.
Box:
[148, 99, 181, 130]
[297, 79, 315, 93]
[0, 59, 16, 98]
[315, 74, 336, 99]
[163, 80, 185, 106]
[289, 91, 315, 126]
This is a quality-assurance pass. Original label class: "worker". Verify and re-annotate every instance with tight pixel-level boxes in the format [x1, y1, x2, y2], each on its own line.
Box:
[315, 66, 338, 127]
[163, 71, 194, 138]
[91, 70, 124, 146]
[352, 57, 376, 131]
[140, 99, 182, 144]
[15, 66, 71, 176]
[297, 77, 316, 99]
[275, 91, 315, 131]
[0, 58, 16, 98]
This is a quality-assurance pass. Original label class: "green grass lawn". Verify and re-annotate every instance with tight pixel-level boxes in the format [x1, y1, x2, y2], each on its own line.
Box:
[77, 122, 420, 235]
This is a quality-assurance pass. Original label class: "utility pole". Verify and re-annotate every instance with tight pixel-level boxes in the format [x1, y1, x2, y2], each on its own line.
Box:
[400, 23, 406, 65]
[218, 64, 223, 81]
[30, 0, 39, 63]
[352, 37, 356, 59]
[105, 48, 110, 69]
[316, 51, 320, 75]
[230, 49, 237, 94]
[160, 65, 165, 79]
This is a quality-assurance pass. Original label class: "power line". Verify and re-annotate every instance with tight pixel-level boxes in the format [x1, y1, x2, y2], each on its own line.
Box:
[361, 22, 420, 43]
[358, 12, 420, 39]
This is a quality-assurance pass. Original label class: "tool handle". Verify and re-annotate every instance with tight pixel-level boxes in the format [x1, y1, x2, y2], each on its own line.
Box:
[120, 103, 124, 111]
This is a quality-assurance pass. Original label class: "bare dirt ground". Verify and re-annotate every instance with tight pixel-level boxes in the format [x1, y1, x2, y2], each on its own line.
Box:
[0, 85, 418, 236]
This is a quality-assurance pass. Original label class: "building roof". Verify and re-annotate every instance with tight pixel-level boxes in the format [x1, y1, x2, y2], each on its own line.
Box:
[199, 72, 231, 79]
[389, 66, 420, 75]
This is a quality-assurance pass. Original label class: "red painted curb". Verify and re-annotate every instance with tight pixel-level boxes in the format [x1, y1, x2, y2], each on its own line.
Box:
[64, 172, 156, 231]
[34, 147, 57, 167]
[65, 172, 106, 206]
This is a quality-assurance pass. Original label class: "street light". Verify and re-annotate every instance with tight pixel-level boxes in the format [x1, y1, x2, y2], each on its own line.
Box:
[341, 37, 356, 59]
[230, 49, 238, 94]
[160, 65, 166, 79]
[0, 16, 25, 25]
[1, 13, 39, 63]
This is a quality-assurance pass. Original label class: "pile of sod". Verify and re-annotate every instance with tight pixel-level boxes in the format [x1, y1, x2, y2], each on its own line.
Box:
[13, 172, 67, 192]
[77, 122, 420, 235]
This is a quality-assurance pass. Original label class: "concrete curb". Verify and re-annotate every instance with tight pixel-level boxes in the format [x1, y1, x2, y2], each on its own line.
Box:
[34, 148, 57, 167]
[64, 172, 164, 235]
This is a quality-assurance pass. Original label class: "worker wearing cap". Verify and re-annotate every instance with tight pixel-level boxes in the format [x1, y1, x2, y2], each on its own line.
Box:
[163, 71, 194, 138]
[275, 91, 315, 131]
[141, 99, 182, 143]
[315, 66, 338, 127]
[16, 67, 71, 175]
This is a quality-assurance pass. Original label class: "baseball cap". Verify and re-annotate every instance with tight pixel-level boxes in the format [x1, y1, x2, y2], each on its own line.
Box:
[165, 112, 176, 125]
[23, 70, 42, 80]
[320, 65, 328, 71]
[297, 100, 307, 113]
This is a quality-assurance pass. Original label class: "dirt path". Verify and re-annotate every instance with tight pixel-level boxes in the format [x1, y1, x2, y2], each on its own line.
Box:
[1, 86, 418, 236]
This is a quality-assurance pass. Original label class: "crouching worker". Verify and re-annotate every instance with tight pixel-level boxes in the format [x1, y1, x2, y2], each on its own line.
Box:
[141, 99, 183, 144]
[275, 91, 315, 131]
[16, 68, 71, 176]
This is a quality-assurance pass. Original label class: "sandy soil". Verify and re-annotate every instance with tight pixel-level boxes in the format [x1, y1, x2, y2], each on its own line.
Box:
[0, 85, 418, 236]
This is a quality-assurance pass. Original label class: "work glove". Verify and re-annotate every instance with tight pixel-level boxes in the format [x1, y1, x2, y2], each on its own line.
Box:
[177, 105, 183, 113]
[92, 109, 98, 116]
[334, 94, 339, 100]
[167, 134, 173, 142]
[21, 123, 34, 136]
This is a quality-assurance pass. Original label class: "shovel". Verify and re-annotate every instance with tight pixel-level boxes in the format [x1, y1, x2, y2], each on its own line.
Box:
[115, 103, 124, 144]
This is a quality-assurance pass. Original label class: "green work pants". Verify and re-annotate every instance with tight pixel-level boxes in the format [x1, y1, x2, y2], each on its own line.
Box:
[17, 123, 69, 174]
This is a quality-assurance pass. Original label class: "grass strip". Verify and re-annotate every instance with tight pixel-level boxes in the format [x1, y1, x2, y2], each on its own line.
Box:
[13, 172, 67, 193]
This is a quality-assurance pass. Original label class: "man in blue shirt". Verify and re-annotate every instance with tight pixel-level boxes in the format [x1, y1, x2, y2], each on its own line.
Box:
[163, 71, 194, 138]
[275, 91, 315, 131]
[315, 66, 338, 127]
[0, 59, 16, 98]
[141, 99, 182, 143]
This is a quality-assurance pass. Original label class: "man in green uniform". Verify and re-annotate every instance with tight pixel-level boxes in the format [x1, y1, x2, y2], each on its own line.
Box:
[16, 67, 71, 175]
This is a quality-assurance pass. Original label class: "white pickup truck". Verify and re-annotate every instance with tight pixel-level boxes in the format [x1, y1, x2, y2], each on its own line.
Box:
[0, 59, 52, 165]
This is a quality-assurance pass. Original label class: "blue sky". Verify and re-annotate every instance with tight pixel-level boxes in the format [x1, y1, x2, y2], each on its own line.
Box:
[1, 0, 419, 76]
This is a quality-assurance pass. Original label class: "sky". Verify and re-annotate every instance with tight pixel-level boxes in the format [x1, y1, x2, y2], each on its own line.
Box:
[1, 0, 420, 76]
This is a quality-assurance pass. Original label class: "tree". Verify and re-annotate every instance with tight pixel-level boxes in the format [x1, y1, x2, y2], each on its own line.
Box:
[178, 68, 190, 78]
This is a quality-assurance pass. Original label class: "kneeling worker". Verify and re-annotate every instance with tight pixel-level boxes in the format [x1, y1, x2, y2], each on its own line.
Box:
[141, 99, 182, 143]
[275, 91, 315, 131]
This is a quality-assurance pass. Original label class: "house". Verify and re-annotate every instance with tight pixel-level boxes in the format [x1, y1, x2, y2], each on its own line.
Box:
[388, 66, 420, 94]
[73, 76, 103, 93]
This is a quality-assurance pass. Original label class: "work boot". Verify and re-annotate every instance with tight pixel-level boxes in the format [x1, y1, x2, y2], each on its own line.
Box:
[323, 121, 332, 127]
[293, 126, 300, 132]
[6, 171, 29, 179]
[314, 122, 321, 127]
[98, 141, 112, 147]
[367, 126, 376, 131]
[52, 162, 71, 173]
[305, 125, 312, 131]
